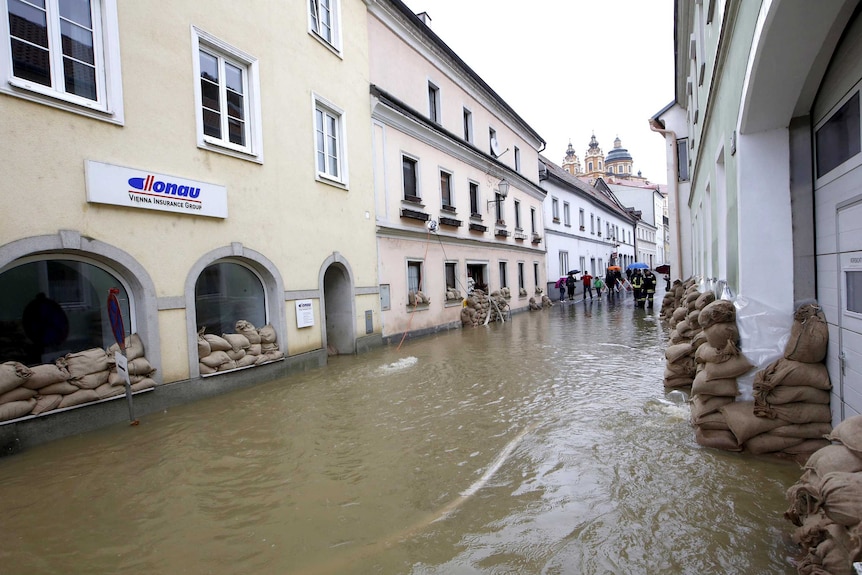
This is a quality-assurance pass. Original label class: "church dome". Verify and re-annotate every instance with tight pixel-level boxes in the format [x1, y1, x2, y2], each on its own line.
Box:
[605, 136, 632, 162]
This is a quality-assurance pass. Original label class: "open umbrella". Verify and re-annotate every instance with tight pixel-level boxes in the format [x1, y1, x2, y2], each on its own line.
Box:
[627, 262, 649, 270]
[655, 264, 671, 274]
[608, 265, 621, 271]
[567, 270, 580, 275]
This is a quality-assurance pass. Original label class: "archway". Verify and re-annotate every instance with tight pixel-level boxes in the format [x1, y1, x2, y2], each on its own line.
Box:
[321, 255, 355, 356]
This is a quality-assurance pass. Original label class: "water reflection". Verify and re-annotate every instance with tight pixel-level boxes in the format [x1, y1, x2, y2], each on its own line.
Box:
[0, 294, 802, 574]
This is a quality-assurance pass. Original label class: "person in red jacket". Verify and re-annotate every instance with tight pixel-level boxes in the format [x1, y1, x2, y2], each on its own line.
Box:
[581, 271, 594, 299]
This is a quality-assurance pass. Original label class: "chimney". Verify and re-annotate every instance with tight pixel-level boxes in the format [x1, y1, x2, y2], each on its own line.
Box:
[417, 11, 432, 28]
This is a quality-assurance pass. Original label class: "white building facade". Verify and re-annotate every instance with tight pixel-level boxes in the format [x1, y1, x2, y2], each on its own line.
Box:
[655, 0, 862, 425]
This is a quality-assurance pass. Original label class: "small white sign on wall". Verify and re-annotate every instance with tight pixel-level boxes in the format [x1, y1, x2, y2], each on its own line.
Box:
[296, 299, 314, 328]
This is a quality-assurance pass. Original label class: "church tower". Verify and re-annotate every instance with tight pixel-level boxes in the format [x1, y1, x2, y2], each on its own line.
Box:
[562, 140, 582, 176]
[583, 133, 605, 183]
[605, 136, 634, 178]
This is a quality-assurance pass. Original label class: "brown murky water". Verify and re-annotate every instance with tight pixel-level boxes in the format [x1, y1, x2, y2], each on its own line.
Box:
[0, 294, 803, 574]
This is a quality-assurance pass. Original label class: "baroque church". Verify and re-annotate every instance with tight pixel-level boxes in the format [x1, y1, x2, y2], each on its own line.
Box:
[561, 134, 651, 185]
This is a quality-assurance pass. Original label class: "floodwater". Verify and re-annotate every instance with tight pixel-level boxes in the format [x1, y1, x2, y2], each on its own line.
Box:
[0, 291, 804, 575]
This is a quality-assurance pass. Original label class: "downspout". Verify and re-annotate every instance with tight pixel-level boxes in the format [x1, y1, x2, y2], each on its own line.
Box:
[649, 118, 683, 277]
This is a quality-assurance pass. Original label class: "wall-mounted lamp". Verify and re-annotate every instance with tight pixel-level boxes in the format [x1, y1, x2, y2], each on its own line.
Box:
[487, 178, 509, 209]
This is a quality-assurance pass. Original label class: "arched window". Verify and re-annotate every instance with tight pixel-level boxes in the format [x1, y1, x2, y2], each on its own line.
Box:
[0, 258, 131, 366]
[194, 261, 266, 335]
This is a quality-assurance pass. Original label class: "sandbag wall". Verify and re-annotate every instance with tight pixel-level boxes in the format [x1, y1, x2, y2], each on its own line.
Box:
[0, 333, 156, 422]
[197, 320, 284, 375]
[460, 289, 511, 327]
[784, 415, 862, 574]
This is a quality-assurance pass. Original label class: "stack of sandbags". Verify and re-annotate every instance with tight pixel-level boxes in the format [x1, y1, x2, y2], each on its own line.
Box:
[445, 288, 462, 302]
[408, 291, 430, 306]
[198, 321, 283, 375]
[0, 339, 158, 422]
[104, 333, 158, 399]
[746, 303, 833, 460]
[784, 416, 862, 573]
[0, 361, 38, 422]
[690, 300, 756, 450]
[662, 288, 713, 388]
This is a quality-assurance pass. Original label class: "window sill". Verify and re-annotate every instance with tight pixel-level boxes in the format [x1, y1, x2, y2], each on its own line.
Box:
[199, 137, 264, 164]
[200, 356, 284, 377]
[315, 174, 349, 190]
[405, 304, 430, 312]
[3, 80, 124, 125]
[403, 195, 424, 206]
[308, 30, 344, 59]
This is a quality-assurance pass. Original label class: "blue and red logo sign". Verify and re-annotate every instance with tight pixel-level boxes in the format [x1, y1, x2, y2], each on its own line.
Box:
[128, 175, 201, 200]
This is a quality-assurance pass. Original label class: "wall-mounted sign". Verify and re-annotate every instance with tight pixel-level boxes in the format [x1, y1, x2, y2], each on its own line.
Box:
[296, 299, 314, 328]
[86, 160, 228, 218]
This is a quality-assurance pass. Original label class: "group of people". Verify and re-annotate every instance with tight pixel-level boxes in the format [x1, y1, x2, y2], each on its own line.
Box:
[555, 266, 659, 308]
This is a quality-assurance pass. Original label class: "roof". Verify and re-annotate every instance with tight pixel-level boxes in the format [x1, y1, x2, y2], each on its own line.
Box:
[539, 155, 639, 223]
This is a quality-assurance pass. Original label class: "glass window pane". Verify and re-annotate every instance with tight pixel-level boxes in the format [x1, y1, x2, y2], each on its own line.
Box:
[201, 79, 220, 112]
[0, 260, 130, 366]
[226, 89, 244, 121]
[59, 0, 92, 28]
[817, 92, 861, 178]
[195, 262, 266, 337]
[199, 51, 219, 83]
[61, 20, 94, 65]
[10, 39, 51, 86]
[224, 62, 243, 95]
[8, 0, 49, 48]
[848, 271, 862, 314]
[228, 117, 245, 146]
[203, 108, 221, 138]
[63, 57, 96, 100]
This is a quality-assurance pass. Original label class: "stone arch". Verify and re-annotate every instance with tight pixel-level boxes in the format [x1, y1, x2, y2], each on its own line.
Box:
[0, 230, 161, 378]
[185, 243, 285, 377]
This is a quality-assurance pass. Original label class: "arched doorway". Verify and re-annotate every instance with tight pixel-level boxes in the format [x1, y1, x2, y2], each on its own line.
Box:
[323, 263, 354, 355]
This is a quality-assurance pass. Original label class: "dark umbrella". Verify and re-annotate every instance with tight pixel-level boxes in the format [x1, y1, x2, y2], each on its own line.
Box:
[655, 264, 671, 274]
[568, 270, 580, 275]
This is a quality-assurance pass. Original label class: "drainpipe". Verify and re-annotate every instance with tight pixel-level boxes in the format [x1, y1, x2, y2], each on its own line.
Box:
[649, 118, 683, 278]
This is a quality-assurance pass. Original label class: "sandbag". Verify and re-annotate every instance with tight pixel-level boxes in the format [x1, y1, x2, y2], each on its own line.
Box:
[695, 427, 742, 451]
[694, 291, 716, 310]
[759, 386, 831, 406]
[202, 334, 231, 352]
[663, 375, 693, 389]
[130, 378, 156, 392]
[695, 340, 740, 364]
[199, 362, 217, 375]
[236, 354, 258, 368]
[0, 386, 37, 404]
[721, 401, 786, 445]
[785, 304, 829, 363]
[216, 360, 238, 372]
[58, 389, 100, 408]
[0, 398, 36, 421]
[761, 402, 832, 424]
[703, 354, 753, 381]
[71, 370, 110, 390]
[694, 412, 731, 430]
[665, 358, 696, 377]
[226, 348, 246, 361]
[31, 394, 62, 415]
[805, 445, 862, 477]
[754, 359, 832, 392]
[222, 333, 251, 353]
[666, 343, 694, 363]
[107, 333, 145, 361]
[825, 415, 862, 455]
[0, 361, 32, 395]
[61, 348, 110, 379]
[22, 363, 70, 390]
[94, 382, 124, 400]
[258, 324, 277, 344]
[692, 370, 739, 397]
[703, 322, 740, 349]
[200, 350, 231, 369]
[235, 320, 261, 345]
[128, 357, 155, 377]
[38, 381, 79, 395]
[698, 300, 736, 329]
[770, 422, 833, 440]
[108, 370, 146, 386]
[744, 432, 805, 455]
[690, 394, 734, 422]
[197, 334, 211, 358]
[818, 472, 862, 527]
[246, 344, 262, 356]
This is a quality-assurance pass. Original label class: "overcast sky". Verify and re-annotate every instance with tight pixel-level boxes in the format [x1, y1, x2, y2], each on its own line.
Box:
[400, 0, 676, 185]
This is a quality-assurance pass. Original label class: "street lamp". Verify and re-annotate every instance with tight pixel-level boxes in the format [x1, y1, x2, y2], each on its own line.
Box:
[487, 178, 509, 210]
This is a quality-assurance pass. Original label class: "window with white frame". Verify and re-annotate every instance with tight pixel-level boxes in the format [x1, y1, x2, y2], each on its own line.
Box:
[314, 96, 346, 184]
[579, 208, 585, 229]
[2, 0, 123, 121]
[514, 146, 521, 172]
[530, 207, 536, 234]
[428, 81, 440, 124]
[445, 261, 457, 291]
[517, 262, 525, 290]
[590, 214, 595, 234]
[533, 262, 539, 288]
[559, 251, 569, 278]
[463, 107, 473, 142]
[440, 169, 452, 207]
[597, 217, 601, 236]
[563, 202, 570, 226]
[499, 261, 508, 289]
[407, 260, 423, 298]
[469, 181, 479, 215]
[193, 28, 262, 160]
[514, 200, 522, 229]
[403, 155, 418, 200]
[308, 0, 340, 52]
[552, 198, 559, 222]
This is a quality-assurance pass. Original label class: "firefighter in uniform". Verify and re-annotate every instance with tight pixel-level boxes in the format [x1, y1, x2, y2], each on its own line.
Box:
[643, 269, 657, 308]
[631, 269, 645, 308]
